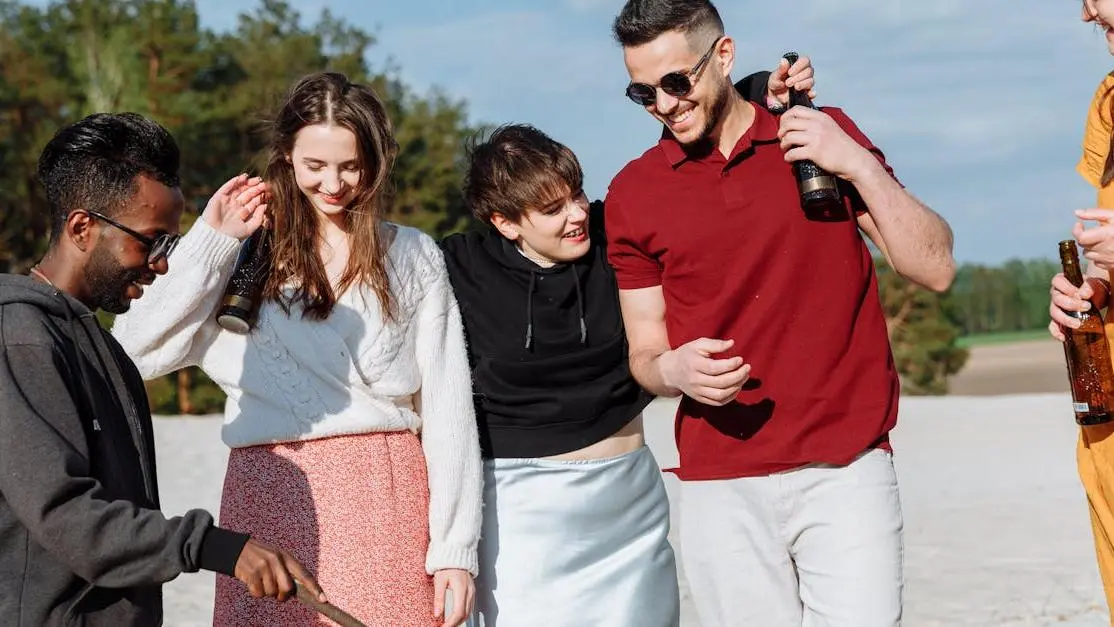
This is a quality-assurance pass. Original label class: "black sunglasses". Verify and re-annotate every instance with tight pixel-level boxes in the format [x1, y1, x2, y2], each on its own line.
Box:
[625, 38, 721, 106]
[86, 210, 180, 265]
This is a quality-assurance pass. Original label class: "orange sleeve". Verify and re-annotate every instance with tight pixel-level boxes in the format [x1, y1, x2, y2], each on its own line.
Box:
[1100, 176, 1114, 209]
[1078, 73, 1114, 193]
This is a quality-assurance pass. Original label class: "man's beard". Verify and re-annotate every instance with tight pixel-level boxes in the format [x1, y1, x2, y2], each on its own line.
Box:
[85, 245, 142, 314]
[680, 80, 731, 147]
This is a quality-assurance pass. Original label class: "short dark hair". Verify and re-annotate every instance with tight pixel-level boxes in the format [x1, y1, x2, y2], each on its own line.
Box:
[37, 112, 181, 241]
[463, 124, 584, 225]
[612, 0, 724, 49]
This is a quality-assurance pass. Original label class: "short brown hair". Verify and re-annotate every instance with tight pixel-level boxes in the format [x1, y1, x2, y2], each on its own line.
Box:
[463, 124, 583, 225]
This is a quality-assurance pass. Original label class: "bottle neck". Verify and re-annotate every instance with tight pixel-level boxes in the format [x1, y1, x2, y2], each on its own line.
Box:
[1062, 257, 1085, 287]
[788, 88, 815, 110]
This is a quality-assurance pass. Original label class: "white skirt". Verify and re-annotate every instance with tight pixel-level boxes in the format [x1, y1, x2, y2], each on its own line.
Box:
[469, 445, 680, 626]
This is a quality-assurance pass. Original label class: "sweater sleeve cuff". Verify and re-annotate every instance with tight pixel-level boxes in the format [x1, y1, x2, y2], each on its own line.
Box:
[178, 218, 244, 271]
[425, 543, 478, 577]
[198, 526, 251, 577]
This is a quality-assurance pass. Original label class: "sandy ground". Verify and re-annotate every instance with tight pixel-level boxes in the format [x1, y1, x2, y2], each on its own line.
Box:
[948, 339, 1068, 397]
[156, 340, 1109, 626]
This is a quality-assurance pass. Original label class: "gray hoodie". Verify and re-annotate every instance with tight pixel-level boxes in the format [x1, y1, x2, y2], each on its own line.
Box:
[0, 274, 247, 626]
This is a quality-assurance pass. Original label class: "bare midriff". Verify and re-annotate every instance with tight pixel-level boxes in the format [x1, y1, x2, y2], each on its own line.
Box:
[542, 414, 645, 461]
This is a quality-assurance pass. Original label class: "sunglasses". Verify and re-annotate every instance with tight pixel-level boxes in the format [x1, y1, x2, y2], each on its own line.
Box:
[625, 38, 721, 106]
[86, 210, 180, 265]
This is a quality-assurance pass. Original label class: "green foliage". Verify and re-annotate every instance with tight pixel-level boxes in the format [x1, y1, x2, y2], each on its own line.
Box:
[874, 259, 970, 395]
[1, 0, 480, 412]
[0, 0, 1062, 406]
[943, 258, 1061, 336]
[145, 368, 224, 415]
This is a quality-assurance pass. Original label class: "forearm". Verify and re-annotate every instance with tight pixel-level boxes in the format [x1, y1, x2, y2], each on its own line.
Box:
[629, 347, 681, 398]
[112, 219, 240, 378]
[0, 344, 245, 585]
[851, 159, 956, 291]
[416, 277, 482, 575]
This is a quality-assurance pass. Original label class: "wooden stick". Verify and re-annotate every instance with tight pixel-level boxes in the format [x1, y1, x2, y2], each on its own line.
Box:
[294, 580, 368, 627]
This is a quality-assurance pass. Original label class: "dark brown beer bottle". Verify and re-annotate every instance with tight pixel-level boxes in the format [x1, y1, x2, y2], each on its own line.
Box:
[1059, 239, 1114, 425]
[782, 52, 842, 218]
[216, 228, 272, 334]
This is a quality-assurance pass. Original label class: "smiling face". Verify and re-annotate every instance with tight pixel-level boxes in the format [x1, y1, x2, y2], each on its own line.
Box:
[84, 174, 184, 313]
[288, 123, 362, 219]
[623, 30, 733, 146]
[492, 186, 592, 265]
[1084, 0, 1114, 53]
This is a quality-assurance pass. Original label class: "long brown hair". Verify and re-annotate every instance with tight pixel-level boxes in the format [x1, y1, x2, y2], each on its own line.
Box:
[263, 72, 399, 320]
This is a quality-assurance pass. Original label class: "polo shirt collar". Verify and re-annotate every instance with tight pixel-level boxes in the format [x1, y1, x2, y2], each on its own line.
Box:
[658, 102, 781, 167]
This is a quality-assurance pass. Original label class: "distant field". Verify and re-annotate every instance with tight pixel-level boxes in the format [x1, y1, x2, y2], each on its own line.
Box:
[956, 329, 1048, 348]
[948, 335, 1067, 396]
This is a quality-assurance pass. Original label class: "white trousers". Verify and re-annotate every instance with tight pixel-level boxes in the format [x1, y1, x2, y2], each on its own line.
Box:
[679, 448, 904, 627]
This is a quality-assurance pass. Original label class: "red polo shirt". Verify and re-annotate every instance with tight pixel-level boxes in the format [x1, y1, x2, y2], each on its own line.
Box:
[605, 104, 900, 481]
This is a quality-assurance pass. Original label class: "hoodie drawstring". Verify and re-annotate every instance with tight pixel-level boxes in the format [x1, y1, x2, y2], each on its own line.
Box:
[571, 265, 587, 346]
[524, 271, 537, 350]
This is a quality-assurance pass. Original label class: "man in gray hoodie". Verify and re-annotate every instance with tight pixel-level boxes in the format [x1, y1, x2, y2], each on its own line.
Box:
[0, 112, 325, 626]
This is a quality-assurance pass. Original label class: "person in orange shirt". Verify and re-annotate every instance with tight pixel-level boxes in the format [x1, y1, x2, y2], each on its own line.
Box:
[1049, 0, 1114, 614]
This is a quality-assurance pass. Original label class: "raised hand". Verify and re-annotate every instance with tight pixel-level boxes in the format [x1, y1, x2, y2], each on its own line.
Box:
[202, 173, 269, 241]
[1074, 209, 1114, 271]
[767, 54, 816, 106]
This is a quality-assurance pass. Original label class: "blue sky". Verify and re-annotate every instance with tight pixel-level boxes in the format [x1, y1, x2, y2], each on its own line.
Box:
[43, 0, 1114, 264]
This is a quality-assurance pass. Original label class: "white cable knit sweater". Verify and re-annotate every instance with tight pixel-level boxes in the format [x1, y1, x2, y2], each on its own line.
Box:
[111, 219, 482, 575]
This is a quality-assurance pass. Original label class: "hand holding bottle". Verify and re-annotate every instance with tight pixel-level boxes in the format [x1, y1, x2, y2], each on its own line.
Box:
[659, 338, 752, 406]
[202, 173, 269, 241]
[766, 54, 816, 107]
[1048, 273, 1107, 341]
[777, 106, 877, 182]
[1054, 240, 1114, 425]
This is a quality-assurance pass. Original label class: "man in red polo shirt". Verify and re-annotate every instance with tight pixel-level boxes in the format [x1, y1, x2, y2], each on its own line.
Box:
[605, 1, 956, 625]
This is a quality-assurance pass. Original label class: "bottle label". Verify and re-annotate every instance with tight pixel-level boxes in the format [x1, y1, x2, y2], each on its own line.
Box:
[1075, 402, 1094, 413]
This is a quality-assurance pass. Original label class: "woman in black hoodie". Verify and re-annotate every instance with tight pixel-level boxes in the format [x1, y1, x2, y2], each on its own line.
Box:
[441, 124, 673, 626]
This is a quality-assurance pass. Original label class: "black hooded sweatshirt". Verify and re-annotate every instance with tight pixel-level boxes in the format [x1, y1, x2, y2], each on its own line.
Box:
[440, 203, 654, 458]
[0, 274, 248, 626]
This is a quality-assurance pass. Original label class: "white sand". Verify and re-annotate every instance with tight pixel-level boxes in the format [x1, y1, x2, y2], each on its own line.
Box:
[155, 393, 1109, 626]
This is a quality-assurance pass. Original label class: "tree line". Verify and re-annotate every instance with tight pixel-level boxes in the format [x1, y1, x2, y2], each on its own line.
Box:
[0, 0, 1058, 405]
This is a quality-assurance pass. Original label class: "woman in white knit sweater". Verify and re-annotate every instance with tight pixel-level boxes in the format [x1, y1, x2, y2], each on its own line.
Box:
[112, 72, 482, 626]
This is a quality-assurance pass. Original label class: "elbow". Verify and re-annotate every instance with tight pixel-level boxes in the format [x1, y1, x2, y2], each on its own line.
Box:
[920, 259, 956, 293]
[893, 258, 955, 293]
[127, 354, 164, 381]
